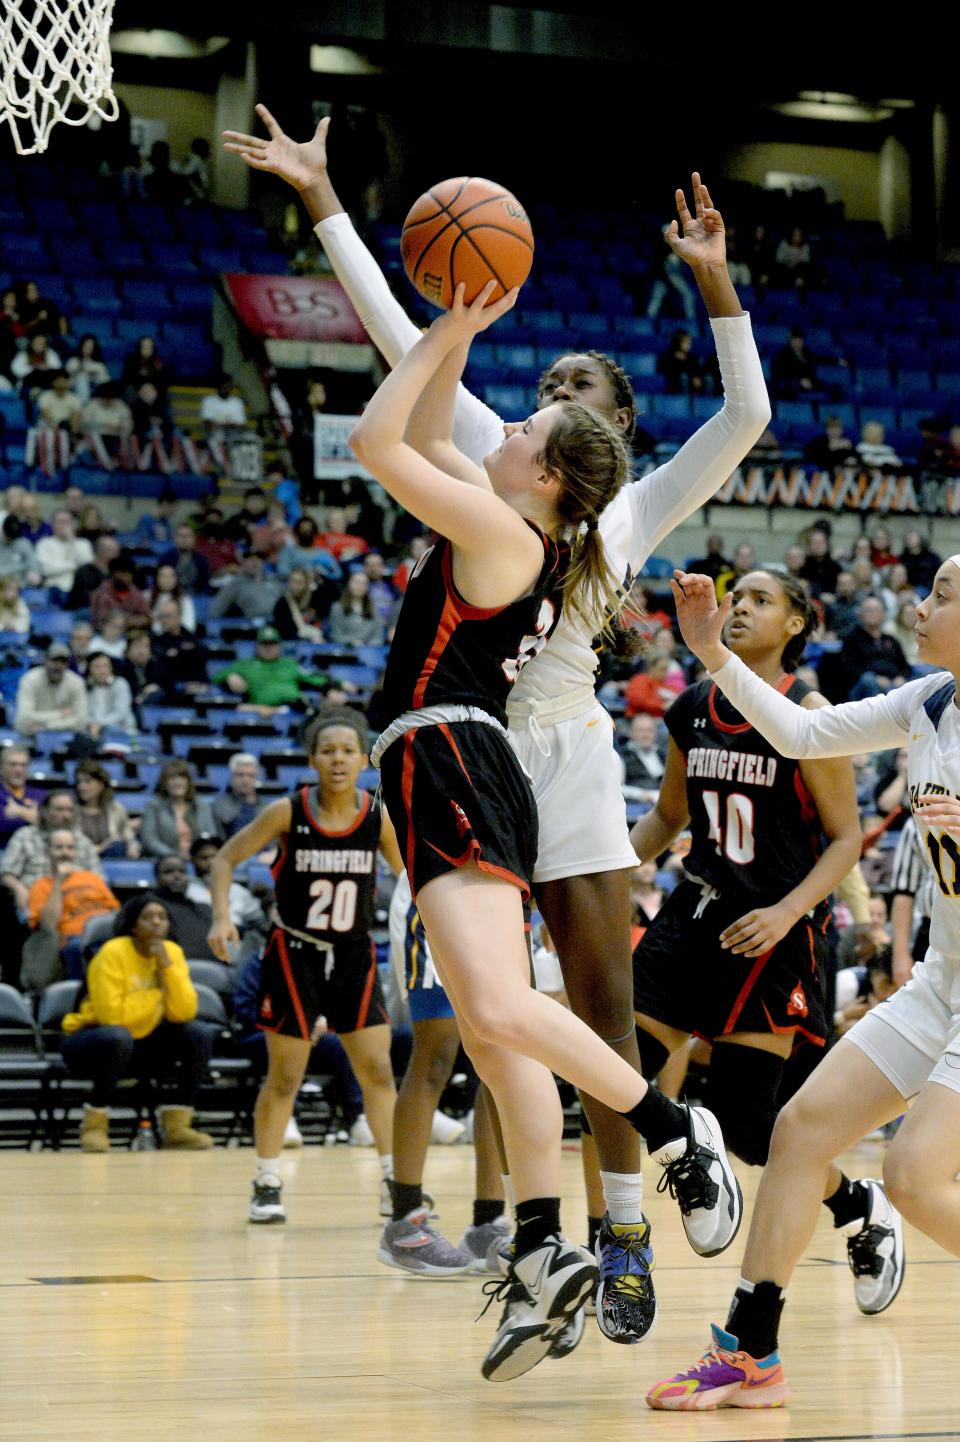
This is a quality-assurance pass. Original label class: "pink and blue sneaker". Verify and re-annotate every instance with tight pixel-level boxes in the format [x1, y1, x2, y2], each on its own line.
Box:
[645, 1323, 790, 1411]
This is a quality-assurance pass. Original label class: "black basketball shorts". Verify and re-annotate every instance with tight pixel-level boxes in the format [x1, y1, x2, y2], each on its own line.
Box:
[257, 927, 388, 1041]
[633, 878, 829, 1047]
[379, 720, 538, 900]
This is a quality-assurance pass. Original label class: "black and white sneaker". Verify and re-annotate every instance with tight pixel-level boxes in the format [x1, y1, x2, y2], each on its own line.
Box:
[480, 1236, 598, 1381]
[844, 1178, 905, 1315]
[249, 1176, 286, 1224]
[651, 1105, 742, 1257]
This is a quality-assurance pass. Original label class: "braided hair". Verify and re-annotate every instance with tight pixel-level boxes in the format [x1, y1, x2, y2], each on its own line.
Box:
[536, 351, 638, 442]
[739, 570, 818, 673]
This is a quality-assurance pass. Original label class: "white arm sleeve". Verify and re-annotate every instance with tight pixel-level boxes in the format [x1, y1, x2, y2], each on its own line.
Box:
[629, 314, 771, 561]
[706, 652, 939, 758]
[314, 214, 504, 466]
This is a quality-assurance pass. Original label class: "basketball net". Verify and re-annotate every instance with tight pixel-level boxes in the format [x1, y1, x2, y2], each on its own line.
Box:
[0, 0, 118, 156]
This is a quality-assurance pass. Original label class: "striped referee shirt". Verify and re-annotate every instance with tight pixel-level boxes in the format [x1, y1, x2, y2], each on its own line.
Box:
[890, 818, 935, 921]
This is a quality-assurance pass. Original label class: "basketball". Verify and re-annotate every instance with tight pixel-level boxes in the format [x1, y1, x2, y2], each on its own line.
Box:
[400, 176, 534, 309]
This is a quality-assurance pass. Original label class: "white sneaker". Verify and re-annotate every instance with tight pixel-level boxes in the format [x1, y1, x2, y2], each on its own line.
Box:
[650, 1105, 743, 1258]
[481, 1235, 598, 1381]
[249, 1175, 286, 1224]
[844, 1178, 905, 1315]
[349, 1114, 375, 1147]
[431, 1110, 466, 1145]
[282, 1116, 303, 1149]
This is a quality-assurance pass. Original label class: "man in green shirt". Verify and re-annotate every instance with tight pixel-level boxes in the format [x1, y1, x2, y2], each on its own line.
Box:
[213, 626, 328, 715]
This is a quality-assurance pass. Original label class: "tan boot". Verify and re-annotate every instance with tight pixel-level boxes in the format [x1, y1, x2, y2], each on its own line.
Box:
[158, 1105, 214, 1149]
[80, 1106, 110, 1153]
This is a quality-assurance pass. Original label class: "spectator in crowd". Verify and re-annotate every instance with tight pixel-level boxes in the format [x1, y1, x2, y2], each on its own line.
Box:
[879, 562, 914, 618]
[715, 541, 757, 598]
[272, 567, 324, 642]
[65, 333, 111, 404]
[74, 759, 139, 858]
[631, 861, 666, 944]
[68, 620, 95, 678]
[15, 642, 88, 738]
[89, 610, 129, 661]
[799, 526, 841, 598]
[392, 532, 430, 594]
[899, 529, 941, 592]
[747, 223, 776, 290]
[35, 508, 94, 595]
[62, 484, 87, 523]
[775, 226, 812, 286]
[161, 522, 211, 594]
[143, 141, 184, 208]
[783, 543, 806, 581]
[0, 577, 29, 634]
[11, 334, 61, 392]
[857, 420, 901, 470]
[224, 486, 270, 544]
[90, 552, 150, 629]
[130, 380, 173, 452]
[120, 335, 170, 398]
[60, 892, 214, 1152]
[68, 534, 120, 610]
[37, 370, 83, 438]
[149, 563, 196, 633]
[250, 501, 293, 564]
[2, 789, 103, 909]
[804, 415, 856, 471]
[86, 653, 137, 738]
[870, 524, 898, 570]
[885, 597, 921, 668]
[645, 229, 697, 320]
[27, 828, 119, 980]
[837, 892, 892, 971]
[195, 508, 239, 579]
[209, 548, 283, 621]
[116, 629, 157, 712]
[0, 517, 39, 586]
[686, 534, 730, 582]
[315, 506, 370, 563]
[275, 515, 342, 585]
[148, 599, 209, 699]
[133, 493, 177, 549]
[77, 502, 115, 547]
[16, 279, 67, 341]
[361, 552, 397, 623]
[722, 223, 751, 287]
[834, 947, 899, 1038]
[188, 833, 267, 933]
[201, 373, 247, 464]
[657, 329, 703, 394]
[140, 760, 216, 860]
[771, 328, 819, 399]
[837, 594, 909, 700]
[19, 494, 50, 545]
[326, 571, 386, 646]
[0, 289, 24, 378]
[620, 713, 666, 795]
[211, 753, 266, 839]
[826, 571, 861, 640]
[179, 137, 211, 202]
[624, 651, 684, 719]
[151, 853, 219, 960]
[80, 382, 133, 468]
[212, 626, 328, 715]
[0, 745, 43, 848]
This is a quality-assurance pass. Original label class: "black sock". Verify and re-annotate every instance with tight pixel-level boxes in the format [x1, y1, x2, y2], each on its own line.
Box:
[513, 1197, 561, 1260]
[587, 1214, 603, 1252]
[473, 1198, 505, 1228]
[823, 1174, 869, 1229]
[621, 1085, 688, 1152]
[725, 1281, 784, 1358]
[390, 1179, 423, 1222]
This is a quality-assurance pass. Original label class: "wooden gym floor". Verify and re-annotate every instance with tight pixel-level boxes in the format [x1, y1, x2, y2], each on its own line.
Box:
[1, 1138, 957, 1442]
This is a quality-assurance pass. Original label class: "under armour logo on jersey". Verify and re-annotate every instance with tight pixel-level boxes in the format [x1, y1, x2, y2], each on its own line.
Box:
[297, 825, 310, 835]
[692, 718, 707, 729]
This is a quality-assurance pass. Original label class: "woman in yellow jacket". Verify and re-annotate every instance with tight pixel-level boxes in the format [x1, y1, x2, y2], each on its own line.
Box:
[62, 892, 215, 1152]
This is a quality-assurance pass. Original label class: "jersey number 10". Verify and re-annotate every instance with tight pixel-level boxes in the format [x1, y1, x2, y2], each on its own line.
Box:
[702, 789, 756, 865]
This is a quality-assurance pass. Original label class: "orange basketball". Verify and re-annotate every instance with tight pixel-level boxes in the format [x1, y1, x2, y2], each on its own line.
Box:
[401, 176, 534, 309]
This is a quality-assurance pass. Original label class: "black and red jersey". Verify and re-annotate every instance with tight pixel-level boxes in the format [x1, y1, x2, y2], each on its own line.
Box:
[271, 787, 381, 945]
[666, 674, 825, 905]
[380, 526, 568, 728]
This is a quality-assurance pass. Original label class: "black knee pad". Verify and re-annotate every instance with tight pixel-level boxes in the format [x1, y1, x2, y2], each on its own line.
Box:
[634, 1024, 670, 1081]
[707, 1045, 786, 1167]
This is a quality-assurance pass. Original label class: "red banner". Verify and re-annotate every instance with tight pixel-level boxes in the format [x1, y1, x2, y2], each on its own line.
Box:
[224, 274, 368, 343]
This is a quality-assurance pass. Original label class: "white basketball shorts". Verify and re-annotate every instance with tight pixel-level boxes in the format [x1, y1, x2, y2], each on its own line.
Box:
[846, 946, 960, 1099]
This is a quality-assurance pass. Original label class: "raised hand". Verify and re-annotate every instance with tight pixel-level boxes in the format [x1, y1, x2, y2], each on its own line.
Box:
[223, 104, 330, 192]
[665, 173, 727, 270]
[670, 569, 732, 666]
[432, 281, 520, 336]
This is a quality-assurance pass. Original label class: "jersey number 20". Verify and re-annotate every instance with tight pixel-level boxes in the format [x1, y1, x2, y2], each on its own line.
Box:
[702, 790, 756, 864]
[502, 599, 556, 683]
[306, 878, 358, 932]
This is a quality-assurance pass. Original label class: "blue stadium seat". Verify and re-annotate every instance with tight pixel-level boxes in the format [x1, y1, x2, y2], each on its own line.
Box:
[856, 365, 893, 391]
[116, 318, 152, 342]
[122, 280, 172, 312]
[899, 368, 933, 393]
[111, 242, 147, 272]
[775, 400, 816, 426]
[103, 860, 157, 887]
[619, 352, 658, 378]
[198, 248, 245, 274]
[935, 373, 960, 396]
[859, 406, 897, 431]
[71, 316, 115, 344]
[614, 316, 657, 341]
[150, 242, 199, 274]
[176, 281, 214, 314]
[692, 396, 723, 419]
[483, 385, 531, 416]
[651, 395, 692, 420]
[818, 363, 851, 392]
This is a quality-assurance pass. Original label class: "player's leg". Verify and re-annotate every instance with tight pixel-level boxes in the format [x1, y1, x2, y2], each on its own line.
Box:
[460, 1083, 512, 1272]
[883, 1074, 960, 1255]
[250, 1032, 311, 1224]
[339, 1021, 397, 1214]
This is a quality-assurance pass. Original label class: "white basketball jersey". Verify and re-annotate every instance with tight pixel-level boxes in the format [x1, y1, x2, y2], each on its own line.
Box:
[904, 675, 960, 958]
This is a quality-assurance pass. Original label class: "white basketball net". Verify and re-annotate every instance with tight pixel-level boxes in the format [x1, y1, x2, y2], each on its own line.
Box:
[0, 0, 118, 156]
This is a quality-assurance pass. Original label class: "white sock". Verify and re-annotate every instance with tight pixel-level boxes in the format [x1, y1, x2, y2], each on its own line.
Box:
[501, 1173, 517, 1217]
[379, 1153, 393, 1178]
[736, 1276, 756, 1294]
[600, 1169, 644, 1225]
[256, 1155, 281, 1181]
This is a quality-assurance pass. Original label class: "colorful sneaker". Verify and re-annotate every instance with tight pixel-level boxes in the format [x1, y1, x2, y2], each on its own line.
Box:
[646, 1324, 790, 1411]
[480, 1236, 598, 1381]
[461, 1214, 512, 1273]
[595, 1213, 657, 1344]
[651, 1106, 743, 1257]
[844, 1178, 905, 1315]
[378, 1208, 475, 1278]
[249, 1176, 286, 1224]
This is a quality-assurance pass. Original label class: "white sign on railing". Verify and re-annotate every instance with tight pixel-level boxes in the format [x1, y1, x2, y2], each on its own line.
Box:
[313, 412, 374, 481]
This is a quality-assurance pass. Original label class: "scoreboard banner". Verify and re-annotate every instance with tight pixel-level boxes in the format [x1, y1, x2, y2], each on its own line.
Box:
[224, 274, 368, 344]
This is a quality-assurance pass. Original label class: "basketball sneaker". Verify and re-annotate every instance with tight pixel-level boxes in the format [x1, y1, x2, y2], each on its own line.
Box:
[595, 1213, 657, 1344]
[378, 1207, 475, 1278]
[480, 1236, 598, 1381]
[650, 1106, 742, 1257]
[461, 1214, 512, 1273]
[249, 1176, 286, 1225]
[645, 1323, 790, 1411]
[843, 1178, 905, 1315]
[282, 1116, 303, 1149]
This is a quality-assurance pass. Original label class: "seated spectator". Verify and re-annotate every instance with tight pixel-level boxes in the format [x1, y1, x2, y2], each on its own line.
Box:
[362, 552, 397, 623]
[837, 893, 892, 971]
[775, 226, 812, 287]
[60, 892, 214, 1151]
[885, 598, 921, 667]
[27, 828, 119, 981]
[392, 533, 430, 594]
[870, 524, 898, 571]
[799, 527, 840, 599]
[645, 235, 697, 320]
[624, 652, 684, 719]
[150, 563, 196, 633]
[63, 484, 87, 523]
[272, 567, 324, 642]
[771, 328, 819, 399]
[900, 529, 941, 592]
[134, 493, 177, 549]
[86, 652, 136, 737]
[201, 373, 247, 468]
[35, 508, 94, 595]
[77, 502, 115, 547]
[0, 516, 38, 586]
[686, 534, 730, 582]
[195, 508, 239, 578]
[75, 759, 139, 859]
[68, 620, 95, 678]
[140, 760, 216, 860]
[143, 141, 185, 208]
[179, 137, 211, 202]
[90, 552, 151, 629]
[804, 416, 856, 471]
[0, 744, 43, 848]
[16, 278, 67, 341]
[879, 562, 914, 617]
[116, 628, 158, 711]
[210, 548, 283, 620]
[2, 788, 103, 910]
[37, 370, 83, 435]
[657, 329, 703, 394]
[152, 854, 219, 960]
[149, 599, 209, 698]
[80, 382, 133, 469]
[834, 946, 899, 1037]
[315, 506, 370, 563]
[250, 501, 293, 563]
[631, 861, 666, 946]
[188, 833, 267, 932]
[275, 515, 342, 584]
[65, 333, 111, 404]
[68, 534, 120, 610]
[722, 224, 751, 287]
[326, 571, 386, 647]
[211, 753, 267, 839]
[857, 421, 901, 471]
[11, 333, 61, 395]
[161, 521, 211, 593]
[224, 485, 270, 544]
[748, 223, 775, 290]
[620, 713, 666, 794]
[0, 576, 29, 633]
[783, 543, 805, 580]
[121, 335, 170, 398]
[715, 541, 757, 599]
[845, 534, 874, 569]
[826, 571, 861, 640]
[0, 288, 24, 379]
[130, 380, 173, 461]
[89, 610, 129, 660]
[15, 642, 88, 738]
[19, 493, 50, 545]
[837, 595, 909, 700]
[212, 625, 328, 715]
